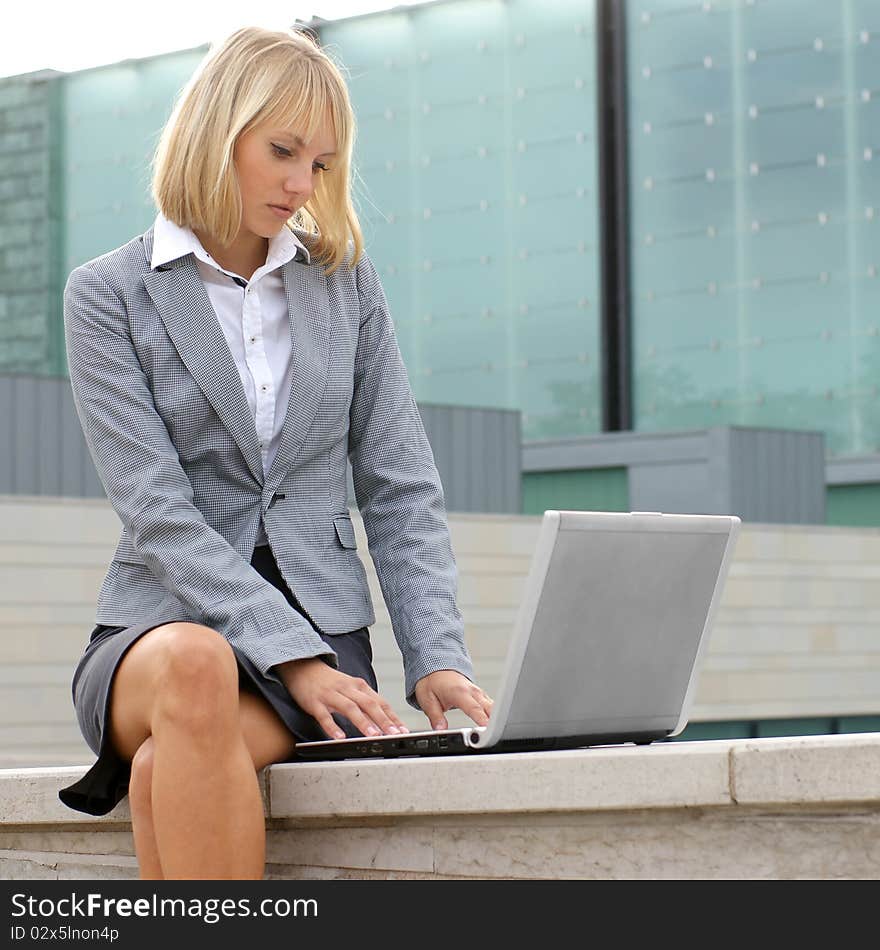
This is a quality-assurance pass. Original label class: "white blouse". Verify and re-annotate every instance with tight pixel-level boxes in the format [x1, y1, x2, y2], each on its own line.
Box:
[151, 211, 309, 545]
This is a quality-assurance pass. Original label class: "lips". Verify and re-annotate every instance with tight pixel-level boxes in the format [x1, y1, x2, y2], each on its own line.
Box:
[269, 204, 293, 215]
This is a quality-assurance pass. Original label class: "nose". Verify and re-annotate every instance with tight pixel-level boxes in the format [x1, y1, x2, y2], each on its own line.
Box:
[283, 165, 315, 200]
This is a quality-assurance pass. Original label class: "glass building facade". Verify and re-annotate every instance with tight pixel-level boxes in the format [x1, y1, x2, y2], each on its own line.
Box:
[322, 0, 603, 443]
[628, 0, 880, 457]
[2, 0, 879, 742]
[1, 0, 878, 470]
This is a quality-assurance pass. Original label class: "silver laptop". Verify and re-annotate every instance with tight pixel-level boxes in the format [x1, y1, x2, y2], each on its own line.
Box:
[295, 509, 740, 760]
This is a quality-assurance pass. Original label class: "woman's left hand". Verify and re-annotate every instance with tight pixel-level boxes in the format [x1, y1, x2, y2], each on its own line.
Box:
[414, 670, 493, 730]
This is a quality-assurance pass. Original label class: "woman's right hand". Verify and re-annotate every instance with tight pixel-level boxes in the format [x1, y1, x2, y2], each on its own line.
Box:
[274, 657, 410, 740]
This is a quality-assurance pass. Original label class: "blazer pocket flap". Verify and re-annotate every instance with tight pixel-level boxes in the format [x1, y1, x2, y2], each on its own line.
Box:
[112, 536, 147, 565]
[333, 516, 358, 550]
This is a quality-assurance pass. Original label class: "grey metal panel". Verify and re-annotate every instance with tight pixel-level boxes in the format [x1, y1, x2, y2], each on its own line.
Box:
[727, 426, 825, 523]
[505, 410, 522, 513]
[486, 408, 503, 513]
[483, 409, 498, 508]
[742, 429, 764, 520]
[469, 410, 487, 511]
[781, 430, 796, 522]
[58, 379, 85, 496]
[13, 376, 39, 495]
[775, 430, 792, 522]
[527, 425, 826, 524]
[807, 432, 826, 522]
[4, 376, 522, 511]
[629, 462, 713, 515]
[438, 405, 459, 508]
[417, 403, 520, 514]
[706, 427, 733, 515]
[0, 373, 106, 500]
[452, 406, 470, 509]
[787, 430, 810, 522]
[0, 376, 13, 493]
[523, 429, 710, 471]
[826, 454, 880, 485]
[727, 427, 825, 524]
[37, 378, 61, 495]
[456, 407, 472, 510]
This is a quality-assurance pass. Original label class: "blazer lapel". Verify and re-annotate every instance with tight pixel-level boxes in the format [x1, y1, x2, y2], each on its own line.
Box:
[264, 256, 331, 493]
[141, 246, 265, 486]
[138, 226, 330, 493]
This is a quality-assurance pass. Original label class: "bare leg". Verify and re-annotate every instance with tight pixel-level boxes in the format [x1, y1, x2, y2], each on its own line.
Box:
[128, 737, 164, 880]
[148, 653, 265, 879]
[126, 684, 298, 880]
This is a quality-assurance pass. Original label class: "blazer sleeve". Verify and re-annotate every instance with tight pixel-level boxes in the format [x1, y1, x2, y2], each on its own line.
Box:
[348, 253, 475, 709]
[64, 263, 337, 677]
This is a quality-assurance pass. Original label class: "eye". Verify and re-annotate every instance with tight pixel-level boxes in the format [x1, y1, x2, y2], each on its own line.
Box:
[272, 144, 329, 172]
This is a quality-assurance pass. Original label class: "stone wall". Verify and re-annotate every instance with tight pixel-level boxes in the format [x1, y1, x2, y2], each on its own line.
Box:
[1, 734, 879, 879]
[2, 496, 880, 766]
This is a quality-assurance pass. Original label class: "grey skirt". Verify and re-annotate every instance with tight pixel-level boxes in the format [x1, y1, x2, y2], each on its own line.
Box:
[58, 544, 378, 817]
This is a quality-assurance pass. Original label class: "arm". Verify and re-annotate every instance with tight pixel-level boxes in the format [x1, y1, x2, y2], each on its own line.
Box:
[348, 253, 476, 710]
[64, 264, 336, 676]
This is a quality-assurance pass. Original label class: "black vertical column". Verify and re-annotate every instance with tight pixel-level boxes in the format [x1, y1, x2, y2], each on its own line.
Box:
[596, 0, 632, 432]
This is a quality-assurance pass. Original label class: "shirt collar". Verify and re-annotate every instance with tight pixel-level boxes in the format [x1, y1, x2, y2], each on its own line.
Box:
[150, 210, 310, 272]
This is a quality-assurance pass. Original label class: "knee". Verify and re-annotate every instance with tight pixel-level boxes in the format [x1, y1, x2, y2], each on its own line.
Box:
[157, 623, 238, 688]
[152, 623, 239, 726]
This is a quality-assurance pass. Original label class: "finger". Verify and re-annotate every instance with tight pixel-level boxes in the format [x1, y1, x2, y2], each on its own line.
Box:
[332, 694, 386, 738]
[357, 695, 407, 735]
[463, 698, 490, 727]
[347, 681, 409, 735]
[371, 698, 410, 735]
[311, 704, 347, 741]
[420, 692, 447, 731]
[469, 689, 493, 718]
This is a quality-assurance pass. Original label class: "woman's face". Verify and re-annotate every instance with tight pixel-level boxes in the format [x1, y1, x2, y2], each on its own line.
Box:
[232, 118, 337, 239]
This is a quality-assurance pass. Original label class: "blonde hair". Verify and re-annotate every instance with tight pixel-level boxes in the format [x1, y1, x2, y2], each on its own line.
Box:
[151, 26, 363, 274]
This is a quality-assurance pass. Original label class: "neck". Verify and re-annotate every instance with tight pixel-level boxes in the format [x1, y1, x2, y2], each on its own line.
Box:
[194, 228, 268, 282]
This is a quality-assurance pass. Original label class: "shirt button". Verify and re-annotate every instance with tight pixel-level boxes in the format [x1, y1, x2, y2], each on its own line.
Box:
[250, 337, 256, 343]
[261, 385, 267, 391]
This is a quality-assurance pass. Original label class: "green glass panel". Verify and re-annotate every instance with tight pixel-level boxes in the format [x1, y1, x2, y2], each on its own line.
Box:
[522, 467, 628, 515]
[62, 48, 206, 275]
[837, 715, 880, 733]
[755, 717, 833, 738]
[628, 0, 880, 456]
[47, 76, 66, 377]
[0, 76, 62, 376]
[826, 483, 880, 527]
[323, 0, 602, 444]
[669, 720, 752, 741]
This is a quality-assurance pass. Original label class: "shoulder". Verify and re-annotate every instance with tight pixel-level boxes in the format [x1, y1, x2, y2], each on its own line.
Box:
[65, 230, 152, 299]
[291, 227, 379, 287]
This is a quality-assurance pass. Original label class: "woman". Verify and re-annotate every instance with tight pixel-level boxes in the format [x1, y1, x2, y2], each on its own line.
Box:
[58, 25, 492, 880]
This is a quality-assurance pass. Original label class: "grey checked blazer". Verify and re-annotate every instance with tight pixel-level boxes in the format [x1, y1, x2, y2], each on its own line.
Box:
[64, 225, 474, 707]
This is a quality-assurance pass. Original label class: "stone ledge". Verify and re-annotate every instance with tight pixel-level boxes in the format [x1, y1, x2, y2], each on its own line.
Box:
[3, 735, 880, 879]
[731, 733, 880, 805]
[3, 734, 879, 827]
[267, 742, 732, 818]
